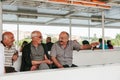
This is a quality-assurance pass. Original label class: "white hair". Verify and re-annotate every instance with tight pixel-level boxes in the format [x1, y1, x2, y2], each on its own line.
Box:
[31, 32, 37, 38]
[31, 31, 41, 38]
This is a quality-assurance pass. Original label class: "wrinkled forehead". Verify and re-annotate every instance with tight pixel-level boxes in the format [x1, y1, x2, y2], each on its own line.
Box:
[59, 32, 69, 38]
[31, 31, 42, 37]
[4, 32, 14, 38]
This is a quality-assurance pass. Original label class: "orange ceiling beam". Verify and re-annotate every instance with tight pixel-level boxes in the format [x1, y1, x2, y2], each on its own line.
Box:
[91, 0, 106, 4]
[48, 0, 111, 9]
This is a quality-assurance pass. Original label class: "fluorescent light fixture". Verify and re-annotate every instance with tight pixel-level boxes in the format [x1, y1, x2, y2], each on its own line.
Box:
[17, 9, 38, 19]
[18, 15, 38, 19]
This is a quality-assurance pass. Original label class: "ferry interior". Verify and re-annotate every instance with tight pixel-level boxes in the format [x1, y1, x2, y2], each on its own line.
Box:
[0, 0, 120, 80]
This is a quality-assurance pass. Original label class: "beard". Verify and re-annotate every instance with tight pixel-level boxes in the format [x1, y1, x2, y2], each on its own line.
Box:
[59, 41, 65, 45]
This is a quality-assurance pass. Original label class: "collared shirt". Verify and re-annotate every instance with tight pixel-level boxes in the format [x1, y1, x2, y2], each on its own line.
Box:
[31, 44, 44, 60]
[50, 40, 80, 66]
[0, 43, 5, 75]
[4, 45, 17, 67]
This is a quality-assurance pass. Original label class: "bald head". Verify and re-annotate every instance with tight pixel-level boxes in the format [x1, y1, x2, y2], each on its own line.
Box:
[2, 32, 15, 47]
[59, 31, 69, 38]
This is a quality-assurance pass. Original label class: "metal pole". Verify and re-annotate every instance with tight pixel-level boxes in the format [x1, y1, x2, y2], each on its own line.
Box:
[102, 10, 105, 50]
[16, 16, 19, 49]
[88, 14, 91, 42]
[0, 1, 2, 41]
[69, 17, 72, 40]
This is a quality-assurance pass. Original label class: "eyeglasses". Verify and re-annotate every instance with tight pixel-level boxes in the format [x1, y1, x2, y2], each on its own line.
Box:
[38, 36, 42, 39]
[34, 36, 42, 39]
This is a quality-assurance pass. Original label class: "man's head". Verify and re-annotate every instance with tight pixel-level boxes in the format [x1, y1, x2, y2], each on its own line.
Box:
[59, 31, 69, 45]
[31, 31, 42, 44]
[82, 40, 89, 45]
[2, 32, 15, 48]
[46, 37, 51, 43]
[99, 38, 102, 43]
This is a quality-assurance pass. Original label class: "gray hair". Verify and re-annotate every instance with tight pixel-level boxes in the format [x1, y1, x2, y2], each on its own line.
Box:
[60, 31, 69, 38]
[31, 31, 41, 38]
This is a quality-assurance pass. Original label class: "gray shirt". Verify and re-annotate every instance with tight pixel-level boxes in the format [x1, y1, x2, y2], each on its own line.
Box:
[50, 40, 80, 66]
[31, 44, 44, 61]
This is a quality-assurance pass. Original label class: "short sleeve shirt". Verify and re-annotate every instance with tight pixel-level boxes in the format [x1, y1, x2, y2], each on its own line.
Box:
[50, 40, 80, 66]
[4, 45, 17, 67]
[31, 44, 44, 61]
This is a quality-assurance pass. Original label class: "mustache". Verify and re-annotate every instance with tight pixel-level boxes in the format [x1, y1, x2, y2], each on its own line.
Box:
[59, 41, 63, 42]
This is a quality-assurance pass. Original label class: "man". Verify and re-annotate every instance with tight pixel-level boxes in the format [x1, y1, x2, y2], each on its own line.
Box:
[50, 31, 86, 68]
[20, 31, 52, 71]
[46, 37, 53, 51]
[1, 32, 18, 73]
[82, 40, 91, 50]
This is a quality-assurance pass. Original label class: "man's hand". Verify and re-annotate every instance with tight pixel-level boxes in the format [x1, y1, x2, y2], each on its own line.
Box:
[12, 52, 19, 62]
[44, 59, 53, 64]
[30, 65, 38, 71]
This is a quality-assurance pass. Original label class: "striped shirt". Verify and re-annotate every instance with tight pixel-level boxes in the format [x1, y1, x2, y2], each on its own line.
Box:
[4, 45, 17, 67]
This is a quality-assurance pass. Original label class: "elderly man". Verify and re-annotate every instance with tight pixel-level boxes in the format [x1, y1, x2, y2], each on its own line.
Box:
[1, 32, 18, 73]
[50, 31, 87, 68]
[20, 31, 52, 71]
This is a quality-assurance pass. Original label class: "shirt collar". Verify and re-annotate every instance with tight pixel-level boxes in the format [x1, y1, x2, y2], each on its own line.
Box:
[1, 41, 6, 47]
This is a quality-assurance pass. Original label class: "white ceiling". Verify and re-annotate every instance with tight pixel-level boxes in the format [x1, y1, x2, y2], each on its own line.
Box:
[1, 0, 120, 28]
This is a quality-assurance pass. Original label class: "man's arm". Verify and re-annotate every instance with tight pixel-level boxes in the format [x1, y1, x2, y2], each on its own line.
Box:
[12, 51, 19, 62]
[51, 56, 64, 68]
[31, 59, 45, 71]
[80, 45, 92, 50]
[31, 55, 52, 65]
[31, 55, 52, 71]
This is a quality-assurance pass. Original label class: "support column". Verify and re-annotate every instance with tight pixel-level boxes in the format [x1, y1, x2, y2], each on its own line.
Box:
[102, 10, 105, 50]
[0, 1, 2, 41]
[69, 17, 72, 40]
[16, 16, 19, 49]
[88, 15, 91, 42]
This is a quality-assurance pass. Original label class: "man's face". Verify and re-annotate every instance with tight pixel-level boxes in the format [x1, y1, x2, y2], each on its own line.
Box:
[32, 32, 42, 44]
[59, 32, 69, 45]
[46, 37, 50, 43]
[5, 34, 15, 47]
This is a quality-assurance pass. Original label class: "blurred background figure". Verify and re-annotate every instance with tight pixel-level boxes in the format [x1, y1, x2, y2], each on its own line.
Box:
[82, 40, 91, 50]
[46, 37, 54, 51]
[19, 41, 28, 52]
[98, 38, 108, 49]
[107, 40, 113, 49]
[90, 38, 109, 50]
